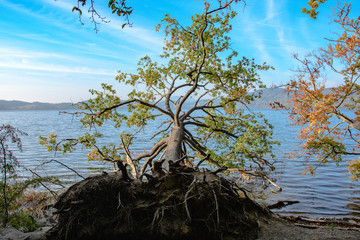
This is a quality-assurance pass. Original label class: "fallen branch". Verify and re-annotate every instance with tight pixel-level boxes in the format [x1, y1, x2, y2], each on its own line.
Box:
[267, 200, 299, 209]
[227, 168, 282, 191]
[40, 159, 85, 179]
[282, 216, 360, 230]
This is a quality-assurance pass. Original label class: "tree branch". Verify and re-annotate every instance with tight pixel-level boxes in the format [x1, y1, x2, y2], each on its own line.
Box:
[139, 140, 168, 178]
[120, 137, 138, 179]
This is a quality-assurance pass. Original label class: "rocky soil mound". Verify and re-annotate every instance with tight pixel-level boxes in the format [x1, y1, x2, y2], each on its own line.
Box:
[45, 168, 273, 240]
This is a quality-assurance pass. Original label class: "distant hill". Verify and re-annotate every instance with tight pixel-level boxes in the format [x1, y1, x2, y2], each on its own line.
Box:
[247, 88, 291, 109]
[0, 88, 292, 111]
[0, 100, 76, 110]
[248, 87, 354, 109]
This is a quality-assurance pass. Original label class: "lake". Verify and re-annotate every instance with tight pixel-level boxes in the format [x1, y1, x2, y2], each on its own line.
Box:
[1, 109, 360, 218]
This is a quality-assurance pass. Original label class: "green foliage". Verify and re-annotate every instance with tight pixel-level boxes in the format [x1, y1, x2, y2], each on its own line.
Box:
[1, 124, 27, 227]
[0, 172, 59, 230]
[305, 137, 346, 164]
[326, 219, 335, 229]
[72, 0, 132, 31]
[302, 0, 328, 19]
[108, 0, 132, 16]
[1, 125, 60, 230]
[8, 211, 39, 233]
[42, 1, 279, 182]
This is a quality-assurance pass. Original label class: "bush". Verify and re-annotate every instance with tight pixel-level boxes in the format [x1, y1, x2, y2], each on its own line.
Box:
[8, 210, 39, 232]
[0, 124, 59, 231]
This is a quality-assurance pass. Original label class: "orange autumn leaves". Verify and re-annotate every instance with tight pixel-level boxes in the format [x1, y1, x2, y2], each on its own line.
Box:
[287, 2, 360, 180]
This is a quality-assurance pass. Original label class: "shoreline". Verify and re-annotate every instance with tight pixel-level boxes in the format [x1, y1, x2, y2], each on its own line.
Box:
[258, 215, 360, 240]
[1, 214, 360, 240]
[2, 188, 360, 239]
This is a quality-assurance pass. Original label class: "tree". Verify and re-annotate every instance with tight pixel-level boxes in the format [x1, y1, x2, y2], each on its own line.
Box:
[0, 125, 61, 231]
[41, 0, 278, 183]
[285, 2, 360, 180]
[0, 125, 27, 227]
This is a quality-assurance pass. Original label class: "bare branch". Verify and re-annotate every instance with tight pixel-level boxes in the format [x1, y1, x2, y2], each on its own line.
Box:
[139, 140, 168, 178]
[39, 159, 85, 179]
[184, 121, 238, 139]
[134, 138, 169, 163]
[120, 138, 138, 179]
[150, 121, 173, 140]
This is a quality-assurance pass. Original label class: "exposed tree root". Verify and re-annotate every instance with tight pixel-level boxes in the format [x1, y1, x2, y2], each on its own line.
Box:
[46, 168, 274, 240]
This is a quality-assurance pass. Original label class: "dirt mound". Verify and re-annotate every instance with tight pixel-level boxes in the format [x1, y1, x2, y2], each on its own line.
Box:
[45, 168, 273, 240]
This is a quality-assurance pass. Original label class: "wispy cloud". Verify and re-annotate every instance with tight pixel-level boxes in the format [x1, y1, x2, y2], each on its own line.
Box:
[241, 21, 272, 63]
[0, 47, 71, 60]
[0, 46, 115, 76]
[1, 0, 351, 102]
[261, 0, 298, 59]
[2, 0, 164, 59]
[265, 0, 275, 22]
[0, 61, 115, 76]
[102, 18, 164, 54]
[37, 0, 164, 54]
[40, 0, 74, 11]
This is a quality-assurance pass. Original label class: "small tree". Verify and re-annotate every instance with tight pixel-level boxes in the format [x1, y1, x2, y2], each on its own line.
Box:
[0, 125, 30, 228]
[285, 2, 360, 180]
[41, 0, 278, 182]
[1, 125, 61, 231]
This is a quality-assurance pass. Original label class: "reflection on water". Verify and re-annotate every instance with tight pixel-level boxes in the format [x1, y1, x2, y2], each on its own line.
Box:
[346, 196, 360, 217]
[1, 109, 360, 218]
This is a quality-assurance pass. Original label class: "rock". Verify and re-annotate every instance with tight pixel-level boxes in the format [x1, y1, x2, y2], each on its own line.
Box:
[0, 227, 27, 240]
[24, 227, 52, 240]
[0, 226, 51, 240]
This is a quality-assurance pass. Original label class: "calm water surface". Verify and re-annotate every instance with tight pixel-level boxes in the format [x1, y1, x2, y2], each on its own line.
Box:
[1, 109, 359, 218]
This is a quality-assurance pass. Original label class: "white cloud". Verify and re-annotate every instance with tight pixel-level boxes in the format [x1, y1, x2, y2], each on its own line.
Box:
[40, 0, 74, 11]
[0, 61, 115, 76]
[0, 46, 71, 60]
[102, 19, 164, 54]
[240, 20, 272, 63]
[0, 46, 116, 76]
[266, 0, 275, 21]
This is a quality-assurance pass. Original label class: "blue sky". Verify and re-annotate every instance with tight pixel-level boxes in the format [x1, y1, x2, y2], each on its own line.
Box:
[0, 0, 358, 103]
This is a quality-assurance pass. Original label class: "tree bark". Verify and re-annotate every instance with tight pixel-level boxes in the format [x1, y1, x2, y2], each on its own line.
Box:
[333, 111, 360, 131]
[163, 125, 184, 170]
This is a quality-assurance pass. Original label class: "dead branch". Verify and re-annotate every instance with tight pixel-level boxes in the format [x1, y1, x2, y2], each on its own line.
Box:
[267, 200, 299, 209]
[40, 159, 85, 179]
[195, 154, 211, 169]
[120, 138, 138, 179]
[227, 168, 282, 191]
[211, 166, 228, 175]
[139, 140, 168, 178]
[22, 166, 59, 198]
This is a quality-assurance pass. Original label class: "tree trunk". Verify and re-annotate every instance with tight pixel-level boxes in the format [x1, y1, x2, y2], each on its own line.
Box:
[163, 125, 184, 171]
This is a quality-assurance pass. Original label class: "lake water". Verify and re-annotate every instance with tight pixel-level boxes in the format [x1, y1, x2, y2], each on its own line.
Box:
[1, 109, 360, 218]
